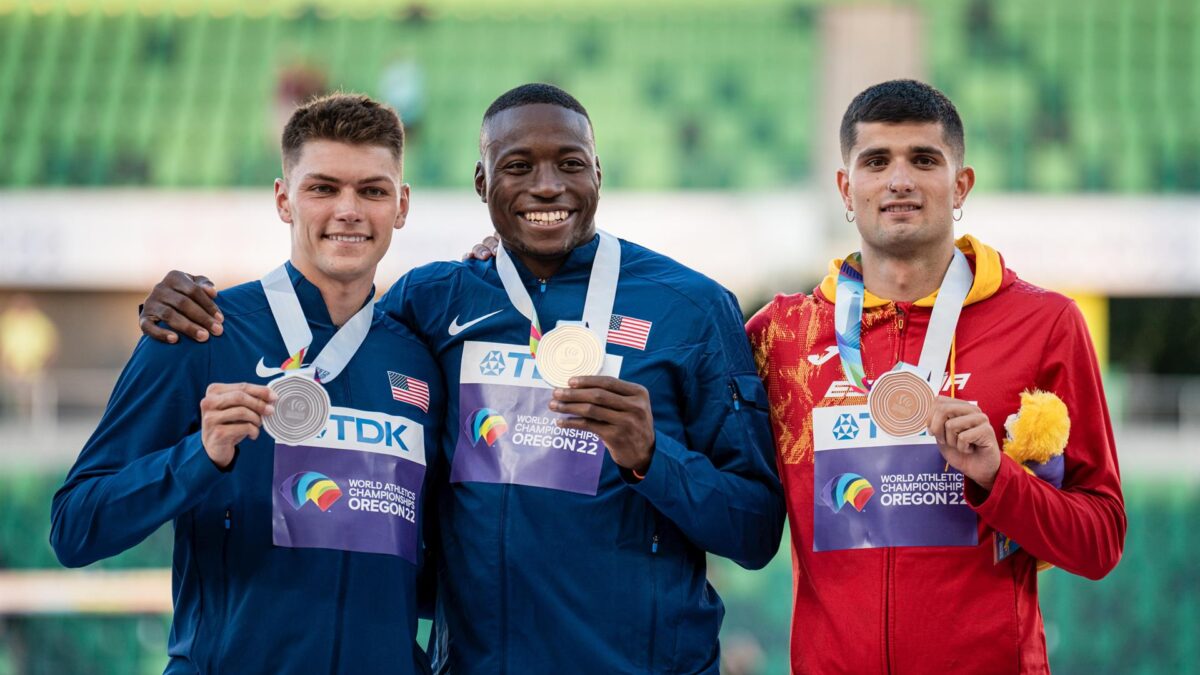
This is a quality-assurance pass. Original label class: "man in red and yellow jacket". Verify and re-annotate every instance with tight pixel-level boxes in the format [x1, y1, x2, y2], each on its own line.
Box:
[747, 80, 1125, 674]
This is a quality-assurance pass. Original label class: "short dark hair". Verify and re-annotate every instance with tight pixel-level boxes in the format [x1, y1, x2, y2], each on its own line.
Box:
[281, 93, 405, 175]
[839, 79, 965, 165]
[482, 83, 591, 126]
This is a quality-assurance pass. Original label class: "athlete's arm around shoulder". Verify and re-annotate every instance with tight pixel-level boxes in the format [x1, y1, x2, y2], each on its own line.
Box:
[965, 297, 1126, 580]
[628, 281, 785, 570]
[51, 310, 270, 567]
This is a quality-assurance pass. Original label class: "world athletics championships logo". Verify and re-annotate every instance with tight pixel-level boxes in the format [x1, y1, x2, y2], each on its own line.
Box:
[820, 473, 875, 513]
[465, 408, 509, 447]
[479, 350, 506, 376]
[831, 413, 860, 441]
[280, 471, 343, 512]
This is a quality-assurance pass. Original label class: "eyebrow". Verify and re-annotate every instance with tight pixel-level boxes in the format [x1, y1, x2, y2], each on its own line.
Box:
[302, 173, 393, 185]
[856, 145, 947, 161]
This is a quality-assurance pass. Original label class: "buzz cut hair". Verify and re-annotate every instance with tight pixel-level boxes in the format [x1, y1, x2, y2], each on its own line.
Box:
[281, 92, 405, 176]
[483, 83, 591, 126]
[839, 79, 965, 165]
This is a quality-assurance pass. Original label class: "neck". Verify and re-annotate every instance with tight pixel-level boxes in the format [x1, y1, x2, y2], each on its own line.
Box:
[291, 260, 375, 326]
[860, 240, 956, 303]
[515, 253, 567, 280]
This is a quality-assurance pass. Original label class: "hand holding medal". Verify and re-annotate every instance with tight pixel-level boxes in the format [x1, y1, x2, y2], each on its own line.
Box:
[200, 382, 278, 469]
[927, 397, 1001, 490]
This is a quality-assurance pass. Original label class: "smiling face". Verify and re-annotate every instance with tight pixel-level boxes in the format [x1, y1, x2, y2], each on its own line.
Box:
[276, 139, 409, 288]
[475, 103, 601, 277]
[836, 121, 974, 258]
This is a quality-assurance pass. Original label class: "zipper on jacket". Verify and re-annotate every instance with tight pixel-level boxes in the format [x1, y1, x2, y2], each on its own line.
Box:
[328, 552, 350, 674]
[538, 277, 547, 293]
[647, 525, 660, 671]
[883, 547, 894, 674]
[728, 382, 741, 411]
[211, 507, 233, 673]
[499, 484, 510, 674]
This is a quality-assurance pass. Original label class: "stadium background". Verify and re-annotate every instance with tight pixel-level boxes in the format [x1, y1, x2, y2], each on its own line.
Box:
[1, 0, 1198, 672]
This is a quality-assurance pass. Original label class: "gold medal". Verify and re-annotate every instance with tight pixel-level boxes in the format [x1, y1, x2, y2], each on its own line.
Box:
[868, 369, 935, 437]
[536, 324, 605, 388]
[263, 373, 331, 445]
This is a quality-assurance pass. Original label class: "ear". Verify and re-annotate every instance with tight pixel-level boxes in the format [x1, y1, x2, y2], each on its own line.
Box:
[275, 178, 293, 223]
[594, 155, 603, 191]
[394, 183, 411, 231]
[953, 165, 976, 208]
[836, 167, 853, 212]
[474, 161, 487, 202]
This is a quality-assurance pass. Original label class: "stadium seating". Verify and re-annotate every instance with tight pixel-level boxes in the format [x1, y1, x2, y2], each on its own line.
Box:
[5, 0, 1193, 192]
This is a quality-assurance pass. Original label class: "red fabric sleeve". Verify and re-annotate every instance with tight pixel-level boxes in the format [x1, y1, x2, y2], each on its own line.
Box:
[965, 300, 1126, 580]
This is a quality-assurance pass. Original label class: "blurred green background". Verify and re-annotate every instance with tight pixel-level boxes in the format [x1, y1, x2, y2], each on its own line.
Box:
[2, 0, 1198, 673]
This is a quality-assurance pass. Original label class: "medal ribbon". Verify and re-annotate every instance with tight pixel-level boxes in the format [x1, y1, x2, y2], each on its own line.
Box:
[834, 247, 973, 394]
[494, 231, 621, 358]
[260, 264, 375, 383]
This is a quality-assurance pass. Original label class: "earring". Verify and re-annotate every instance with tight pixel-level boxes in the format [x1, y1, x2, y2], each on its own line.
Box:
[953, 207, 963, 222]
[845, 210, 856, 223]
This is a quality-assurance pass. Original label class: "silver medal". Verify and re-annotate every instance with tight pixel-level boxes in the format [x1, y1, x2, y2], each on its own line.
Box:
[263, 373, 330, 445]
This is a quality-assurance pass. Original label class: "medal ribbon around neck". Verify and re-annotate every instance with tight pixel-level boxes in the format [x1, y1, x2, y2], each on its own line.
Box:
[260, 264, 375, 384]
[494, 230, 620, 360]
[834, 247, 973, 394]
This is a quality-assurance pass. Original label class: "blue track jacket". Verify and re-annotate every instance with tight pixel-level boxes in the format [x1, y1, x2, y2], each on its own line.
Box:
[381, 235, 785, 674]
[51, 263, 443, 675]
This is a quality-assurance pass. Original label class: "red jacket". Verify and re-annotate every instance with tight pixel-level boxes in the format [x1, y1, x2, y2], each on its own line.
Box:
[746, 236, 1125, 674]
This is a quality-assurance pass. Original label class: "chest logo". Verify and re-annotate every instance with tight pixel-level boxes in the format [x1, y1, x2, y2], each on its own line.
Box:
[807, 345, 838, 366]
[449, 310, 504, 336]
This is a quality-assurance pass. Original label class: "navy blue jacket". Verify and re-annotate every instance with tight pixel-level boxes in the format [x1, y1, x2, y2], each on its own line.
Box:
[382, 235, 784, 674]
[51, 263, 443, 674]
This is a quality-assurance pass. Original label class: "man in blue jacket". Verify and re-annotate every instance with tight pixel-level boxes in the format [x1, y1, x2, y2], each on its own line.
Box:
[52, 94, 443, 674]
[138, 83, 785, 674]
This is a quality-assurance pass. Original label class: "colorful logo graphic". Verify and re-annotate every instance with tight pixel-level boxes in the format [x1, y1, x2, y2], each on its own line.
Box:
[280, 471, 343, 511]
[464, 408, 509, 447]
[479, 350, 506, 376]
[831, 413, 860, 441]
[820, 473, 875, 513]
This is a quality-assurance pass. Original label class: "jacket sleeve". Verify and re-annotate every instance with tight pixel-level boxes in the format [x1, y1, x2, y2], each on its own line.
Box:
[50, 336, 229, 568]
[628, 290, 785, 570]
[965, 301, 1126, 580]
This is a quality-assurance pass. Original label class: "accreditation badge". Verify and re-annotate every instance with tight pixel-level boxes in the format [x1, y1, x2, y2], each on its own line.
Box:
[812, 405, 977, 551]
[271, 406, 426, 563]
[450, 340, 623, 495]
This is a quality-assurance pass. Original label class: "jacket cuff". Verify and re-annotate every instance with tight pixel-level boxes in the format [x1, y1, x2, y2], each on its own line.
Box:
[623, 430, 682, 500]
[964, 453, 1023, 514]
[176, 432, 231, 491]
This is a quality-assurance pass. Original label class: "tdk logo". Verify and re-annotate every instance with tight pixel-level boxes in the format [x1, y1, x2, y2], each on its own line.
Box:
[328, 413, 408, 452]
[831, 413, 860, 441]
[480, 350, 506, 376]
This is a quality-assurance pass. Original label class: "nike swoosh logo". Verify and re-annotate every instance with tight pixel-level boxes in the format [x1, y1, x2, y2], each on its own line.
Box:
[448, 310, 503, 336]
[256, 358, 285, 378]
[807, 346, 839, 366]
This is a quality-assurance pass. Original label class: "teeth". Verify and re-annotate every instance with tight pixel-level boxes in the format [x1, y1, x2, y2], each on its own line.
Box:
[327, 235, 369, 242]
[884, 205, 919, 212]
[523, 210, 568, 223]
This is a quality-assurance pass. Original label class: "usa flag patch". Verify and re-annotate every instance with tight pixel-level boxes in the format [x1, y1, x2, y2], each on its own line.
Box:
[388, 371, 430, 413]
[607, 314, 652, 350]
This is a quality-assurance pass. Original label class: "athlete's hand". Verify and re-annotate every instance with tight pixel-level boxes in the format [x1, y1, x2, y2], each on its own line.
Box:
[200, 383, 277, 470]
[461, 233, 499, 261]
[550, 376, 656, 476]
[927, 397, 1002, 491]
[140, 270, 223, 344]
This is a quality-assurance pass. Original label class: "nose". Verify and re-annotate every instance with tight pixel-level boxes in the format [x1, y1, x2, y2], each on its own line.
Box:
[529, 164, 565, 199]
[887, 163, 915, 193]
[333, 188, 364, 222]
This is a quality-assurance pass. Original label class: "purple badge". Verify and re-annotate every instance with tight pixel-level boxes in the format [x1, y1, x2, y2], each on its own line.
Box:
[272, 406, 426, 563]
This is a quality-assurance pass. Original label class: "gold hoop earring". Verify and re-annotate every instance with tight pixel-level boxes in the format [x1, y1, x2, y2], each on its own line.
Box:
[845, 210, 856, 223]
[953, 207, 963, 222]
